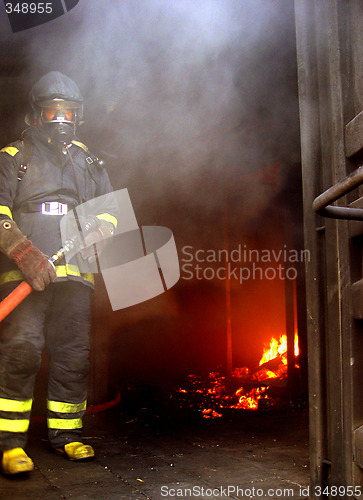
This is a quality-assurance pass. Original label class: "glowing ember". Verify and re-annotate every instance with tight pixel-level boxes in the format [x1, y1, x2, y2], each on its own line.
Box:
[174, 332, 300, 417]
[231, 387, 268, 410]
[202, 408, 223, 419]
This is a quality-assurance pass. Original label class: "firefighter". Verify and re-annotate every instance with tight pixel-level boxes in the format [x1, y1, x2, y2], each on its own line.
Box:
[0, 71, 117, 474]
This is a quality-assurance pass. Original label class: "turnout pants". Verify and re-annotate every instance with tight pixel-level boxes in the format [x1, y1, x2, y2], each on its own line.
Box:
[0, 280, 92, 451]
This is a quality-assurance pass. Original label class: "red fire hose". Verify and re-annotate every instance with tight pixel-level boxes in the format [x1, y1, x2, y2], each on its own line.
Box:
[0, 241, 75, 323]
[0, 281, 33, 322]
[0, 212, 102, 322]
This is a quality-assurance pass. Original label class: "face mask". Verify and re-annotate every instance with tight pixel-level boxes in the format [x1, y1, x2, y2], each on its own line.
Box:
[38, 102, 79, 146]
[42, 106, 75, 123]
[44, 121, 76, 146]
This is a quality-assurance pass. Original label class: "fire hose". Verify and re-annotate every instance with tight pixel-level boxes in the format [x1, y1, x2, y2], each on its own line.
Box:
[0, 239, 76, 323]
[0, 213, 99, 323]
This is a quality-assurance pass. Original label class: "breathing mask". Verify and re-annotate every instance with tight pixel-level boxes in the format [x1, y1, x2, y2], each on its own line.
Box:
[29, 72, 84, 146]
[38, 99, 81, 145]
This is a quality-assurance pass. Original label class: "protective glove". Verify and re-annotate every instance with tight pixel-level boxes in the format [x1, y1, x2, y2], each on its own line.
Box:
[0, 219, 57, 291]
[80, 218, 115, 263]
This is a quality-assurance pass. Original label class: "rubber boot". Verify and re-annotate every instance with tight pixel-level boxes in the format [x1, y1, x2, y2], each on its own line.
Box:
[56, 442, 94, 461]
[1, 448, 34, 475]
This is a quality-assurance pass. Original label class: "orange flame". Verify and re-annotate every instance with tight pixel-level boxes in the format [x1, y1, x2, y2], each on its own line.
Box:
[176, 332, 301, 416]
[259, 334, 287, 365]
[259, 332, 299, 365]
[236, 331, 300, 409]
[294, 332, 300, 364]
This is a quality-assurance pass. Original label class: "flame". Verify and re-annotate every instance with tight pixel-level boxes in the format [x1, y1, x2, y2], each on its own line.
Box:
[259, 334, 287, 366]
[258, 332, 299, 366]
[174, 332, 301, 416]
[235, 331, 300, 409]
[294, 332, 300, 366]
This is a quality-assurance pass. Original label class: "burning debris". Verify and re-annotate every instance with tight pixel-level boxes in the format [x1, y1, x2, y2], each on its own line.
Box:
[173, 333, 300, 418]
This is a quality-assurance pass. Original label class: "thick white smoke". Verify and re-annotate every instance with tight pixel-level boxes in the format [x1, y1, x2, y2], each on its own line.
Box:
[1, 0, 300, 229]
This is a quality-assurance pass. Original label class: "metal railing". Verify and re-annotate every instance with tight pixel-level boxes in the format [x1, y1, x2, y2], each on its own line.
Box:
[313, 164, 363, 220]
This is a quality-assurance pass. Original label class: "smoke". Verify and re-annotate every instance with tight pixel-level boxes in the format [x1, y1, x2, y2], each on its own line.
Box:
[2, 0, 300, 238]
[0, 0, 303, 386]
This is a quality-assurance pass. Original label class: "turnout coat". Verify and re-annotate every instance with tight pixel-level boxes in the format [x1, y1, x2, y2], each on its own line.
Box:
[0, 127, 117, 288]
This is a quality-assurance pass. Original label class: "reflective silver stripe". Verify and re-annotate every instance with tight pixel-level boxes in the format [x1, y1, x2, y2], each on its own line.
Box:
[47, 418, 83, 430]
[41, 202, 68, 215]
[0, 398, 32, 413]
[0, 418, 30, 433]
[47, 400, 87, 413]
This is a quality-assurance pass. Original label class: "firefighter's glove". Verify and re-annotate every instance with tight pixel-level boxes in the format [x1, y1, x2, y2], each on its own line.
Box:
[80, 219, 115, 263]
[0, 219, 57, 291]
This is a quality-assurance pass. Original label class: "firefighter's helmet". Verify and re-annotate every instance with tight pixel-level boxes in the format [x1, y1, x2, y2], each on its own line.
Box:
[28, 71, 83, 145]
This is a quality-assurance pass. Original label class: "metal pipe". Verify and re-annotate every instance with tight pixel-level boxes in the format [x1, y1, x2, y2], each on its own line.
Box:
[313, 164, 363, 220]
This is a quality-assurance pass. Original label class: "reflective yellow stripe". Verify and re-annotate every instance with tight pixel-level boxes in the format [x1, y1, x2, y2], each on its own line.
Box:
[71, 140, 88, 152]
[0, 267, 94, 286]
[0, 206, 13, 219]
[0, 418, 29, 433]
[0, 270, 23, 286]
[56, 265, 94, 285]
[56, 264, 81, 277]
[0, 398, 32, 413]
[47, 418, 83, 430]
[96, 213, 118, 228]
[0, 146, 19, 157]
[47, 400, 87, 414]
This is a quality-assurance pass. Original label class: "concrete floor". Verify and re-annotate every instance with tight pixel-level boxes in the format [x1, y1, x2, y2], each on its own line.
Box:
[0, 402, 309, 499]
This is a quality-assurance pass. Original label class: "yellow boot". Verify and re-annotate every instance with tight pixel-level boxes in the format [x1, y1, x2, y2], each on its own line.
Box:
[56, 442, 94, 461]
[2, 448, 34, 475]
